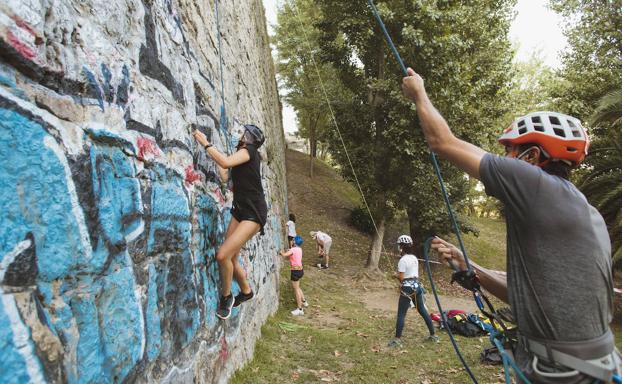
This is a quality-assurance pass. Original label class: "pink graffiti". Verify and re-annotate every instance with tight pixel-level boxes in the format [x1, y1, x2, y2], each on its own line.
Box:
[212, 186, 226, 205]
[219, 336, 229, 361]
[136, 137, 160, 161]
[7, 31, 35, 60]
[12, 16, 38, 38]
[185, 165, 201, 185]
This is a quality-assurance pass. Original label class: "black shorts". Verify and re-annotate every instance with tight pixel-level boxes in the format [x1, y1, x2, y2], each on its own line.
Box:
[231, 197, 268, 234]
[290, 269, 304, 281]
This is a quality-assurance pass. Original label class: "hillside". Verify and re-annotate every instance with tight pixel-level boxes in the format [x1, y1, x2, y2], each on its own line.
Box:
[232, 149, 621, 384]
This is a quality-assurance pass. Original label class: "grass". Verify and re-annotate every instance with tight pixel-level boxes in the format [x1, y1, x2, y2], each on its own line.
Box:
[231, 149, 621, 383]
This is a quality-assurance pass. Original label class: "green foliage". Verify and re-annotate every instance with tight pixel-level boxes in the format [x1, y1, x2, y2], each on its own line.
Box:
[590, 88, 622, 130]
[549, 0, 622, 136]
[506, 51, 558, 118]
[314, 0, 515, 243]
[350, 206, 375, 234]
[549, 1, 622, 266]
[273, 0, 350, 160]
[580, 91, 622, 266]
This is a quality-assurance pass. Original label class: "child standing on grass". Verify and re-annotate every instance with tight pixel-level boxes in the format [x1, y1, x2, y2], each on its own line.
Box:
[388, 234, 438, 347]
[280, 235, 308, 316]
[286, 213, 297, 248]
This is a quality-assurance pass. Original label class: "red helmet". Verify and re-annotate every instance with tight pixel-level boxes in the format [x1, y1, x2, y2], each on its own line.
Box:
[499, 111, 589, 166]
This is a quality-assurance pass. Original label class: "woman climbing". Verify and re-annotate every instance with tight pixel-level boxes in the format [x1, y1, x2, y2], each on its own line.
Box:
[280, 235, 309, 316]
[388, 235, 438, 347]
[193, 124, 267, 320]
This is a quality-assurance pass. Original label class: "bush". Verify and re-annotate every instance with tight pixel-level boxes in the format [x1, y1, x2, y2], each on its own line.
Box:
[350, 206, 375, 234]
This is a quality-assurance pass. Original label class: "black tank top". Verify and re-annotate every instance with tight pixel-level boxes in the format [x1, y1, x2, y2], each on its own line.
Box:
[231, 144, 264, 200]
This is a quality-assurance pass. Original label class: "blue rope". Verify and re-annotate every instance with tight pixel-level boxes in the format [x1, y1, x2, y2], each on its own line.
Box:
[366, 0, 472, 271]
[423, 238, 479, 383]
[490, 330, 532, 384]
[215, 0, 232, 154]
[613, 374, 622, 383]
[367, 2, 527, 383]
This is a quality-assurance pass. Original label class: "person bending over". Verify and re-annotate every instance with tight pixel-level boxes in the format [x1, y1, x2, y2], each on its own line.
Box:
[194, 125, 268, 320]
[402, 67, 620, 382]
[310, 230, 332, 269]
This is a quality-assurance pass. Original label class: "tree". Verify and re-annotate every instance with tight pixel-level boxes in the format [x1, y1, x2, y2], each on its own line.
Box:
[549, 0, 622, 136]
[579, 89, 622, 266]
[273, 0, 348, 178]
[314, 0, 515, 268]
[507, 50, 557, 117]
[549, 1, 622, 267]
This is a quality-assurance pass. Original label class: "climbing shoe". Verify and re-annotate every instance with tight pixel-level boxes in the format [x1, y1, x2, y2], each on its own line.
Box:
[425, 335, 440, 343]
[216, 294, 234, 320]
[302, 299, 309, 308]
[233, 290, 254, 307]
[291, 308, 304, 316]
[387, 338, 402, 348]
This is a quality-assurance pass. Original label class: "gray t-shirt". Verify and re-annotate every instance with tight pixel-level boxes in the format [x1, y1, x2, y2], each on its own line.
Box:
[479, 154, 613, 343]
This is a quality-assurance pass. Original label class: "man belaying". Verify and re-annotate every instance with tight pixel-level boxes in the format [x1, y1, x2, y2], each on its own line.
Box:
[402, 67, 620, 382]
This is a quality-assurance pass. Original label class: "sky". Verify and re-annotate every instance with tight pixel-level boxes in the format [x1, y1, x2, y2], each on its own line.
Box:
[262, 0, 569, 133]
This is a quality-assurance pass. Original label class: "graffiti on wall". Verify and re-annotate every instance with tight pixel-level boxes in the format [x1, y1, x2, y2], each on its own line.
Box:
[0, 0, 283, 382]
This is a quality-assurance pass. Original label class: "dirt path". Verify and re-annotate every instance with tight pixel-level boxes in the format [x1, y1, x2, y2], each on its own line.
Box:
[359, 287, 479, 314]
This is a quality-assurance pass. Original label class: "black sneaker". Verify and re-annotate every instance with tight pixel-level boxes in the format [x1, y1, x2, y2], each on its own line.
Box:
[216, 294, 234, 320]
[233, 290, 254, 307]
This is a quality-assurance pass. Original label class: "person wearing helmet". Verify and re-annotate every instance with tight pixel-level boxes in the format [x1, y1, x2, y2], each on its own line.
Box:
[193, 124, 267, 320]
[388, 235, 438, 348]
[402, 68, 619, 381]
[280, 235, 309, 316]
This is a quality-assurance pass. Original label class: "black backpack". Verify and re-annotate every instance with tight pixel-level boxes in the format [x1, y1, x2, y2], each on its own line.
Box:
[446, 315, 487, 337]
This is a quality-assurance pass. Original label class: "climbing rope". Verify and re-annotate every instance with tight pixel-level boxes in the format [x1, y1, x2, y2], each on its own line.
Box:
[215, 0, 232, 155]
[422, 238, 480, 383]
[288, 0, 395, 270]
[366, 0, 472, 270]
[366, 1, 532, 383]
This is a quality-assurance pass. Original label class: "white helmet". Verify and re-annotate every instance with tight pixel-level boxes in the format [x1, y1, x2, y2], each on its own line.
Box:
[397, 235, 413, 245]
[499, 111, 589, 166]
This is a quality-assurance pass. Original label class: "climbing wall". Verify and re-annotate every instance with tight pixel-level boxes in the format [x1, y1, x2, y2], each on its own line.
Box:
[0, 0, 286, 383]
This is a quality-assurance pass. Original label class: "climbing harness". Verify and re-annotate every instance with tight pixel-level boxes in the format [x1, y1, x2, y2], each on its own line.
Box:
[400, 278, 424, 309]
[367, 1, 621, 383]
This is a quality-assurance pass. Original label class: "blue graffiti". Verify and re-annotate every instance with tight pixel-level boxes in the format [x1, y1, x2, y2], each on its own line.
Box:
[145, 164, 201, 358]
[0, 108, 147, 383]
[83, 64, 132, 111]
[0, 82, 278, 382]
[196, 194, 226, 329]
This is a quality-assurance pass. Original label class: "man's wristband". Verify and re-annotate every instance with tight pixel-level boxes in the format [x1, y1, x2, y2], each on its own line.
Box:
[204, 143, 213, 149]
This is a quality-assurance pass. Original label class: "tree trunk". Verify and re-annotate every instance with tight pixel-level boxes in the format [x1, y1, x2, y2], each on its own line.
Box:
[309, 132, 315, 178]
[365, 215, 386, 272]
[407, 206, 425, 256]
[308, 112, 321, 178]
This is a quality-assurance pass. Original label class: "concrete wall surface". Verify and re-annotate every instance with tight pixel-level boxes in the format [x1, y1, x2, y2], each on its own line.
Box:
[0, 0, 286, 382]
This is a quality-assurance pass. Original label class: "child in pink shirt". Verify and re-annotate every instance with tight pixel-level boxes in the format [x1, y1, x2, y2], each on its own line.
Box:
[280, 235, 308, 315]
